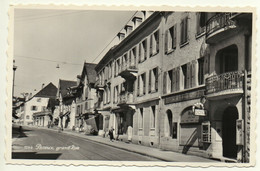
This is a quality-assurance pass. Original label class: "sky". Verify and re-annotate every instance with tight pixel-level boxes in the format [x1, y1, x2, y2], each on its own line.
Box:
[13, 9, 136, 97]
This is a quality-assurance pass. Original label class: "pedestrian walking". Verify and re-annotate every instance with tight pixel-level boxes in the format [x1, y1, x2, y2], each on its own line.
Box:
[108, 127, 114, 142]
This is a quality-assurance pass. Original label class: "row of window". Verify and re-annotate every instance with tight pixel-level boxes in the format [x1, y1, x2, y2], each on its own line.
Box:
[31, 106, 46, 111]
[98, 30, 160, 83]
[163, 57, 205, 94]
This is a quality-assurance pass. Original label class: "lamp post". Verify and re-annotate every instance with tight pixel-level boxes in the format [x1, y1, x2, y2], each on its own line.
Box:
[13, 60, 17, 98]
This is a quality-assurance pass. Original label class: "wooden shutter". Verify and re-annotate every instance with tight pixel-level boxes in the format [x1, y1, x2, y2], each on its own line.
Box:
[163, 72, 167, 94]
[150, 34, 153, 56]
[173, 24, 177, 49]
[191, 60, 197, 87]
[139, 43, 141, 63]
[185, 17, 189, 42]
[148, 70, 151, 93]
[186, 63, 190, 89]
[165, 30, 168, 54]
[155, 67, 158, 91]
[144, 40, 147, 60]
[156, 31, 159, 53]
[172, 68, 176, 92]
[176, 67, 180, 91]
[128, 51, 131, 67]
[180, 20, 183, 44]
[137, 76, 140, 96]
[143, 73, 146, 95]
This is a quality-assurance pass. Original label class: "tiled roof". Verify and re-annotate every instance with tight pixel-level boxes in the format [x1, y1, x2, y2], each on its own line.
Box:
[58, 79, 77, 98]
[83, 63, 97, 84]
[34, 82, 58, 98]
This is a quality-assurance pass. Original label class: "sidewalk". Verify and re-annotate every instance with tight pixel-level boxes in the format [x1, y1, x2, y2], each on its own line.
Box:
[39, 126, 220, 162]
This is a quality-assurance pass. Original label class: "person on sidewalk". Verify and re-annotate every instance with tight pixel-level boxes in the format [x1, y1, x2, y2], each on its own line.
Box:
[108, 127, 114, 142]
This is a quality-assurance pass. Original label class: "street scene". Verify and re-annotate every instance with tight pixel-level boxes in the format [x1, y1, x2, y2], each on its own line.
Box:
[12, 9, 253, 163]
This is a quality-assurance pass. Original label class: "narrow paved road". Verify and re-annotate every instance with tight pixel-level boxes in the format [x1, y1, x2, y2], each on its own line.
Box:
[12, 126, 160, 161]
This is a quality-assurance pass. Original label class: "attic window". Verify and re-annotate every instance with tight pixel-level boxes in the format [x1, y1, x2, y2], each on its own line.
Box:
[37, 98, 41, 102]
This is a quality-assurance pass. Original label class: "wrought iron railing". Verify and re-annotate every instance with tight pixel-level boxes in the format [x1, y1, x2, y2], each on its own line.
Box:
[206, 13, 236, 37]
[205, 71, 244, 94]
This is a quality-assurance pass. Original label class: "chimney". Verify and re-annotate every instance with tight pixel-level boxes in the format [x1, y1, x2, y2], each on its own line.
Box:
[124, 25, 133, 36]
[117, 32, 125, 42]
[132, 16, 143, 29]
[42, 83, 45, 89]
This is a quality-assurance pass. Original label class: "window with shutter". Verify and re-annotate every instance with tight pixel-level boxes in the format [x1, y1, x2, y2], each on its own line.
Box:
[149, 70, 151, 93]
[173, 24, 177, 49]
[182, 64, 188, 89]
[150, 35, 153, 57]
[163, 72, 167, 94]
[143, 39, 147, 60]
[143, 73, 146, 95]
[139, 43, 142, 63]
[172, 68, 176, 92]
[191, 60, 198, 87]
[165, 30, 168, 54]
[155, 67, 158, 92]
[155, 30, 159, 53]
[137, 76, 140, 96]
[176, 67, 180, 91]
[198, 57, 205, 85]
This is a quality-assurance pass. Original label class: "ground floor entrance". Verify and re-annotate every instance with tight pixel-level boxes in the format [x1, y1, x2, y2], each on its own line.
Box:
[222, 106, 238, 159]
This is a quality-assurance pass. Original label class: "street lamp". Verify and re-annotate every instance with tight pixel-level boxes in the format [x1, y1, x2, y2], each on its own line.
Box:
[13, 60, 17, 98]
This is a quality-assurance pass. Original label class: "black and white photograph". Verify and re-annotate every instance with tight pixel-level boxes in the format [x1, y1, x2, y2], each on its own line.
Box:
[9, 7, 254, 165]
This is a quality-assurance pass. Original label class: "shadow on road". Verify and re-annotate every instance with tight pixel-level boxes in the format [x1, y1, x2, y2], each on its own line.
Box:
[12, 152, 62, 159]
[12, 125, 32, 138]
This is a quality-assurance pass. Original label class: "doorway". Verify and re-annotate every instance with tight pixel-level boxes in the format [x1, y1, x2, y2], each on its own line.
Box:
[222, 106, 238, 159]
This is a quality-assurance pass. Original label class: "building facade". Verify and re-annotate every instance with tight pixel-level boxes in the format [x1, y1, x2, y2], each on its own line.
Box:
[94, 11, 252, 162]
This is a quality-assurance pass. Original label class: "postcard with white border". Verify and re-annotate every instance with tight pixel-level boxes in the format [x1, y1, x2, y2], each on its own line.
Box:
[6, 5, 256, 167]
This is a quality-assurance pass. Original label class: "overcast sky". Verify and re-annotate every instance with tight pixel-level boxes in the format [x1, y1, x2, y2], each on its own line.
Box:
[14, 9, 136, 97]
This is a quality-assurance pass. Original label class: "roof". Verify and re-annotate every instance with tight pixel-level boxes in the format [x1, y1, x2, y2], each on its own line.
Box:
[82, 62, 97, 84]
[58, 79, 77, 98]
[34, 82, 58, 98]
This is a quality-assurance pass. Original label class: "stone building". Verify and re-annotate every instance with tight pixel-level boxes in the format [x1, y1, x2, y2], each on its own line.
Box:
[74, 62, 99, 134]
[23, 82, 58, 127]
[94, 11, 252, 162]
[56, 79, 77, 130]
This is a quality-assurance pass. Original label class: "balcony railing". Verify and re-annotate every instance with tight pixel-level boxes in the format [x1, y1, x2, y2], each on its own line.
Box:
[118, 92, 134, 105]
[206, 71, 244, 95]
[206, 13, 236, 38]
[119, 63, 138, 80]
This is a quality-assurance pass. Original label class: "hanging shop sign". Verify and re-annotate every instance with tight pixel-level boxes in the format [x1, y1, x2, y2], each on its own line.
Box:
[192, 102, 207, 116]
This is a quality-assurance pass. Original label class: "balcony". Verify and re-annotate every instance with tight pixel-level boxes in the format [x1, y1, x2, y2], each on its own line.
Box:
[205, 71, 244, 99]
[94, 79, 105, 90]
[118, 63, 138, 80]
[206, 13, 237, 44]
[118, 92, 135, 108]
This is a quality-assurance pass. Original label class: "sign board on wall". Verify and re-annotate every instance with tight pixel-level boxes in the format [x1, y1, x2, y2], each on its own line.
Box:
[181, 110, 200, 123]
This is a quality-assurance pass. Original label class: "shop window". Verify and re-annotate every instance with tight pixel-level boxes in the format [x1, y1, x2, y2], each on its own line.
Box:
[180, 17, 189, 45]
[150, 30, 159, 57]
[167, 110, 173, 137]
[165, 24, 177, 54]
